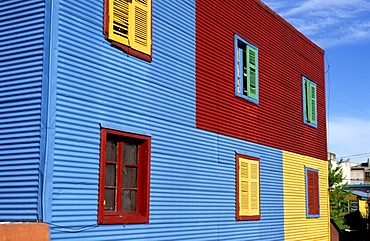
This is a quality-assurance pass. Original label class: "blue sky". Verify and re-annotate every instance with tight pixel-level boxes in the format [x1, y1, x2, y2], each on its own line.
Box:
[262, 0, 370, 162]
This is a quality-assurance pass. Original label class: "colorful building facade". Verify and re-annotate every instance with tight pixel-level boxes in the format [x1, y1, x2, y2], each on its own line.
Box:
[0, 0, 328, 240]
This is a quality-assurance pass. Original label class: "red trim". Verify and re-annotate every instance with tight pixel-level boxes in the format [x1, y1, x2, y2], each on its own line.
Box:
[237, 215, 261, 221]
[111, 41, 152, 62]
[103, 0, 109, 38]
[235, 154, 261, 221]
[98, 128, 151, 224]
[97, 129, 107, 223]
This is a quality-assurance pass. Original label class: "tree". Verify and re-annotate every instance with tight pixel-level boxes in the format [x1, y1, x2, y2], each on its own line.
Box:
[328, 160, 351, 230]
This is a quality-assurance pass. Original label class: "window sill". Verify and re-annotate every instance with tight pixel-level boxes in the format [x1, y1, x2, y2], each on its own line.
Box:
[99, 212, 149, 224]
[306, 214, 320, 218]
[235, 93, 259, 105]
[303, 120, 318, 128]
[110, 40, 152, 63]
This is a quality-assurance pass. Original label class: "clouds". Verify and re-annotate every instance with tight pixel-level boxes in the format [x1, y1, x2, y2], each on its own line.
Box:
[328, 116, 370, 162]
[263, 0, 370, 48]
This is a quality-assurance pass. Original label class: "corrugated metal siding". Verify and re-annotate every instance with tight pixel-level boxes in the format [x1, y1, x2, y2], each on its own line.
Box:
[196, 0, 327, 161]
[0, 0, 45, 221]
[283, 151, 329, 241]
[48, 0, 285, 240]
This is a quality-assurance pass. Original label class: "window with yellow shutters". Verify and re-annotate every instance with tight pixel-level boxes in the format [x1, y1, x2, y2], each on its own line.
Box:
[104, 0, 152, 61]
[236, 154, 260, 221]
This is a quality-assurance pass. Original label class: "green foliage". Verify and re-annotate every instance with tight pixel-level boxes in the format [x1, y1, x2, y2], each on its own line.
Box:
[328, 160, 351, 230]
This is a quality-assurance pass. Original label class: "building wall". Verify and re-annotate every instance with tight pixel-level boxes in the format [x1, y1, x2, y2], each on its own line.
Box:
[45, 0, 286, 239]
[0, 0, 47, 221]
[196, 0, 326, 161]
[0, 0, 326, 239]
[329, 158, 351, 185]
[283, 151, 329, 241]
[351, 169, 364, 184]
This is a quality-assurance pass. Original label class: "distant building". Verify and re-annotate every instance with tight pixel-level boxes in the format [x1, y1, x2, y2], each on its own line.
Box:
[328, 152, 351, 185]
[350, 159, 370, 184]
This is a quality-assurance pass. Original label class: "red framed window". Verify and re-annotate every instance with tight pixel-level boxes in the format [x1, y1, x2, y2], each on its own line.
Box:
[305, 168, 320, 218]
[98, 128, 151, 224]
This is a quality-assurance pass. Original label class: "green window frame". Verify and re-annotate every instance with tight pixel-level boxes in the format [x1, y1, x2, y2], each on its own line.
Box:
[303, 77, 317, 127]
[234, 34, 259, 104]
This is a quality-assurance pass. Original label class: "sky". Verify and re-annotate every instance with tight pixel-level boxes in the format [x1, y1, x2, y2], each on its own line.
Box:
[262, 0, 370, 163]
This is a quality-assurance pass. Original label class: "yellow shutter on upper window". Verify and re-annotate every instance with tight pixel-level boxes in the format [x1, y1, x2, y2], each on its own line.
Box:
[107, 0, 151, 56]
[108, 0, 130, 46]
[129, 0, 152, 55]
[238, 157, 260, 217]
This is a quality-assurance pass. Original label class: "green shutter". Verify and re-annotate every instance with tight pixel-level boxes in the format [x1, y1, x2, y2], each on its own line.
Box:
[305, 79, 317, 124]
[310, 84, 317, 124]
[305, 79, 311, 122]
[247, 46, 258, 100]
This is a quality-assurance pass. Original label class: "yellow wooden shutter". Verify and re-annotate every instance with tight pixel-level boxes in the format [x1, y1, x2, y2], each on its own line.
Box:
[249, 162, 260, 216]
[238, 157, 260, 217]
[129, 0, 152, 55]
[108, 0, 130, 46]
[239, 159, 249, 216]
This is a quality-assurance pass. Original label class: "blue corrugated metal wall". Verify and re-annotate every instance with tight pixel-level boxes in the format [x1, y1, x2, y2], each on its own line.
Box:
[46, 0, 285, 240]
[0, 0, 46, 221]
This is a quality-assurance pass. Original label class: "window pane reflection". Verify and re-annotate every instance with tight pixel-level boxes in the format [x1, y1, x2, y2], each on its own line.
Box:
[124, 143, 137, 164]
[123, 167, 137, 188]
[122, 190, 136, 212]
[104, 189, 115, 211]
[106, 139, 117, 162]
[105, 164, 116, 187]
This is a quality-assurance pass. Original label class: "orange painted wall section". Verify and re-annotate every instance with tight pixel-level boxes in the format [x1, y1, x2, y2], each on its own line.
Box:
[195, 0, 327, 160]
[0, 223, 49, 241]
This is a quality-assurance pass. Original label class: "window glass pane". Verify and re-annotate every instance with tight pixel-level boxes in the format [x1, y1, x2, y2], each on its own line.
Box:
[104, 189, 116, 211]
[124, 143, 138, 164]
[123, 167, 137, 188]
[106, 139, 117, 162]
[242, 49, 248, 96]
[122, 190, 137, 212]
[105, 164, 116, 187]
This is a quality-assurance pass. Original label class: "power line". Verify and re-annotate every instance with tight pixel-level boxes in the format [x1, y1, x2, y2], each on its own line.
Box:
[328, 97, 370, 115]
[337, 152, 370, 160]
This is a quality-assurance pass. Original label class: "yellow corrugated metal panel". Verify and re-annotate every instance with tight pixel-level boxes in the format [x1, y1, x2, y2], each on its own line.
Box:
[283, 151, 330, 241]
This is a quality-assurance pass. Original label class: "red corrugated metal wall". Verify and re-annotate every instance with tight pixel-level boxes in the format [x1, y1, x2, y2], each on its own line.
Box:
[195, 0, 327, 160]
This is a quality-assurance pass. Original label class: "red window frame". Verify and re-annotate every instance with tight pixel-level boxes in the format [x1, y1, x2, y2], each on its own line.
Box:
[98, 128, 151, 224]
[306, 168, 320, 217]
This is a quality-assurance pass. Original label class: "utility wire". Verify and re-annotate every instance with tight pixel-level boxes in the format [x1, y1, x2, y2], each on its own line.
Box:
[328, 97, 370, 115]
[336, 152, 370, 160]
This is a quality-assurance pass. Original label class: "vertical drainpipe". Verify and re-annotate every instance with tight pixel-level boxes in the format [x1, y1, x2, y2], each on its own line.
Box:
[40, 0, 58, 223]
